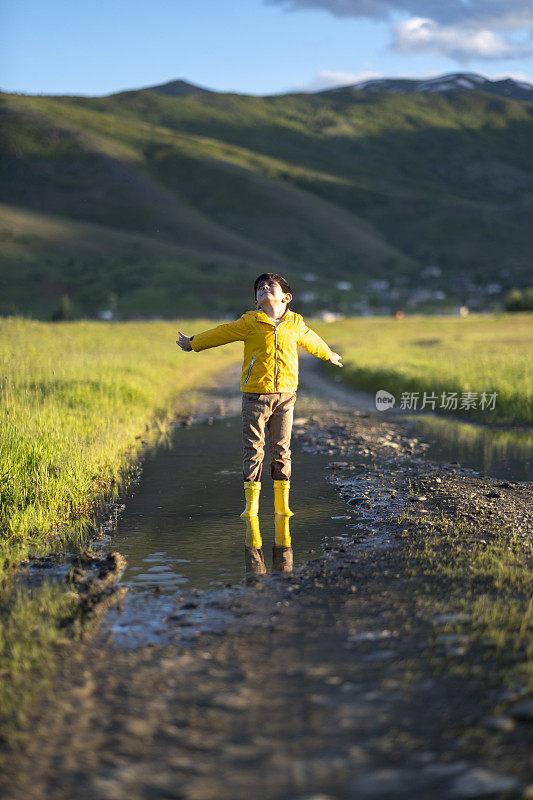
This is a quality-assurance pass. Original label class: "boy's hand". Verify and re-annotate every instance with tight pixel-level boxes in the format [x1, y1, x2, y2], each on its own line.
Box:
[176, 331, 193, 351]
[329, 351, 343, 367]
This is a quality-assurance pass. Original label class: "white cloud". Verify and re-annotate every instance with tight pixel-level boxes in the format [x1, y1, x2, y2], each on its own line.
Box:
[268, 0, 533, 29]
[392, 17, 529, 61]
[292, 69, 382, 91]
[267, 0, 533, 61]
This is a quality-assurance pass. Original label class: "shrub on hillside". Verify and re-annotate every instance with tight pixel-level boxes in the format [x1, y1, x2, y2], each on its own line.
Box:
[504, 287, 533, 312]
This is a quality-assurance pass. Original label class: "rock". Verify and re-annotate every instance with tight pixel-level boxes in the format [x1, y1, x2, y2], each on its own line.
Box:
[423, 762, 467, 778]
[348, 630, 395, 642]
[291, 795, 336, 800]
[448, 768, 520, 798]
[444, 646, 467, 657]
[436, 634, 470, 646]
[482, 715, 516, 733]
[432, 613, 470, 625]
[361, 649, 396, 662]
[510, 701, 533, 722]
[486, 491, 501, 499]
[349, 768, 430, 797]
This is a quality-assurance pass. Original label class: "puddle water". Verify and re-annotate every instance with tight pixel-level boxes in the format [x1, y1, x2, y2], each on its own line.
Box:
[104, 416, 353, 596]
[94, 370, 530, 647]
[402, 414, 532, 482]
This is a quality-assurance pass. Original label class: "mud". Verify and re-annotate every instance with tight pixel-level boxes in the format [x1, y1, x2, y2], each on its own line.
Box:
[0, 359, 532, 800]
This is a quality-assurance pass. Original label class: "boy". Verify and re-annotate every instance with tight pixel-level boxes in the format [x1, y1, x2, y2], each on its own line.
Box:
[177, 273, 343, 518]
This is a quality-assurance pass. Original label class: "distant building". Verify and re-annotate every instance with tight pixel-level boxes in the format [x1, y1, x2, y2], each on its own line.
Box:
[317, 311, 344, 322]
[421, 265, 442, 279]
[449, 275, 474, 292]
[368, 280, 389, 292]
[299, 291, 318, 303]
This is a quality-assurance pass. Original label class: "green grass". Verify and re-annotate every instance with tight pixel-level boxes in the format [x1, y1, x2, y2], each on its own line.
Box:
[0, 316, 243, 742]
[0, 582, 81, 745]
[0, 317, 242, 576]
[396, 508, 533, 693]
[314, 312, 532, 425]
[1, 86, 531, 317]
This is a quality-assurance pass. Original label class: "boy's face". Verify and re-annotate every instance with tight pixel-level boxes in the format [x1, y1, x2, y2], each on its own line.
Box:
[256, 278, 291, 308]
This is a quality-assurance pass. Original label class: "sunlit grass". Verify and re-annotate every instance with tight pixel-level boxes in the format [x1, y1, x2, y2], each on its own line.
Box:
[0, 317, 241, 576]
[313, 312, 532, 425]
[396, 508, 533, 692]
[0, 582, 80, 746]
[0, 316, 242, 742]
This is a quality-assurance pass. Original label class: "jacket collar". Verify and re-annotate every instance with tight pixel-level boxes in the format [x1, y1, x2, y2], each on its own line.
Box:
[255, 308, 293, 327]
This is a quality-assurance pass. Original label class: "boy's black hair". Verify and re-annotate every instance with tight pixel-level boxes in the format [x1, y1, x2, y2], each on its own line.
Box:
[254, 273, 292, 304]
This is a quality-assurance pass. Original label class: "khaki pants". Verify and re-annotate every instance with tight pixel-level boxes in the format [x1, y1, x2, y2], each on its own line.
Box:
[242, 392, 297, 482]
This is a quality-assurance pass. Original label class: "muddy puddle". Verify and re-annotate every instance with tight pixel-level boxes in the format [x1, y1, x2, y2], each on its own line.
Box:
[94, 414, 359, 647]
[101, 416, 354, 593]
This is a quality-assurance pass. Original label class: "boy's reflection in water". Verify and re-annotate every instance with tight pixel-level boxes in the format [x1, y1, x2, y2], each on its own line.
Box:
[273, 514, 293, 572]
[244, 517, 267, 575]
[243, 515, 293, 575]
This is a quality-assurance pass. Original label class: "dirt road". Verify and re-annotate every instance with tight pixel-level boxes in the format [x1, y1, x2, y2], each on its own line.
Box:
[1, 359, 531, 800]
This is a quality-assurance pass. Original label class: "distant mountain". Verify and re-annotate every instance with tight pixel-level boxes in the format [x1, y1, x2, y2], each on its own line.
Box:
[139, 79, 213, 98]
[322, 72, 533, 103]
[0, 74, 531, 319]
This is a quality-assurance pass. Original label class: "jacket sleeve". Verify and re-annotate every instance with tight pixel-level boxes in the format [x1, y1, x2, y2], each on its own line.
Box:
[190, 315, 249, 352]
[297, 317, 332, 361]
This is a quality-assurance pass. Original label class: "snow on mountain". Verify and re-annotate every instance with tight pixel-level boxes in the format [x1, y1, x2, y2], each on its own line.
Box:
[322, 73, 533, 102]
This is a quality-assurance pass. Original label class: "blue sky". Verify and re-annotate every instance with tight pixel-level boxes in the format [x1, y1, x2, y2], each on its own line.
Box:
[1, 0, 532, 96]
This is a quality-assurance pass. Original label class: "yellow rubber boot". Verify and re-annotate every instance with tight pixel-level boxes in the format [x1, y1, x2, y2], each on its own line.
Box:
[240, 481, 261, 519]
[274, 514, 292, 548]
[274, 480, 294, 517]
[244, 516, 262, 549]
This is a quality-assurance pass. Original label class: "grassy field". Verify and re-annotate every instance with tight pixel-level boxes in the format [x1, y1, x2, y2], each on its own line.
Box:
[396, 499, 533, 695]
[0, 317, 242, 739]
[1, 311, 529, 570]
[0, 317, 243, 576]
[0, 312, 530, 740]
[316, 312, 532, 426]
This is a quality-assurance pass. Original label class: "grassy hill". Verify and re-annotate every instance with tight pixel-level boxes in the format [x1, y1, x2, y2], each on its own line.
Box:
[1, 84, 531, 318]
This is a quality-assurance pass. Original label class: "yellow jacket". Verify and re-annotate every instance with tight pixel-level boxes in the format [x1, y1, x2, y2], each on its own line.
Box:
[190, 309, 332, 393]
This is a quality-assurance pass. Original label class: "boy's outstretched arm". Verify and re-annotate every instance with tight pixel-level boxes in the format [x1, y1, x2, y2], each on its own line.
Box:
[298, 320, 343, 367]
[177, 331, 193, 351]
[176, 316, 249, 353]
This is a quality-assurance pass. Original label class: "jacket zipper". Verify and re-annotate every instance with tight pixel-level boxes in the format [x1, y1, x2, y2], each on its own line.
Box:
[274, 327, 278, 391]
[243, 355, 255, 386]
[274, 319, 286, 391]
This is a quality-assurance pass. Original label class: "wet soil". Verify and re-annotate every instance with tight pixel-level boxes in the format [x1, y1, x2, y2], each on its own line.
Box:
[1, 359, 532, 800]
